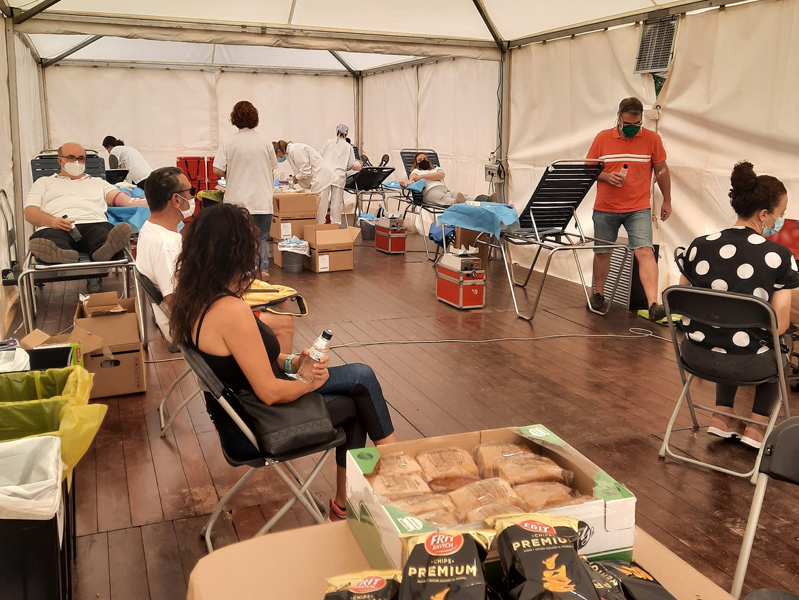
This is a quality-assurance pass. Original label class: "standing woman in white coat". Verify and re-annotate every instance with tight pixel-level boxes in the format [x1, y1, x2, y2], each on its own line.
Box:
[320, 124, 362, 225]
[273, 140, 336, 224]
[213, 101, 279, 276]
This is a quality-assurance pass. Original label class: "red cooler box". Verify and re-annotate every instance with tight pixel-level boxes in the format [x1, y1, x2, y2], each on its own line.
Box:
[436, 262, 485, 309]
[375, 217, 406, 254]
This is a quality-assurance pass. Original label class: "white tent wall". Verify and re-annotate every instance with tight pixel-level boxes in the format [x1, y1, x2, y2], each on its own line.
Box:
[656, 0, 799, 285]
[506, 24, 657, 286]
[0, 25, 13, 334]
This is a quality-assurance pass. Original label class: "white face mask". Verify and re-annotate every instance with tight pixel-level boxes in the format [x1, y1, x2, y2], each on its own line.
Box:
[64, 161, 85, 177]
[178, 195, 195, 219]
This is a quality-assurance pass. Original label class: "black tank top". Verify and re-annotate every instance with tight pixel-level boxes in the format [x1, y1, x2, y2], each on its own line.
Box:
[190, 295, 287, 391]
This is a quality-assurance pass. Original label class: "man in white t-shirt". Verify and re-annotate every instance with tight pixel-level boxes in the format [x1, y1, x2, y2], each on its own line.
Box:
[138, 167, 294, 351]
[24, 142, 146, 264]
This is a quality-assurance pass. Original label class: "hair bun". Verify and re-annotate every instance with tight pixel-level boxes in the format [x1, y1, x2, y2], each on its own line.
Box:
[730, 161, 757, 193]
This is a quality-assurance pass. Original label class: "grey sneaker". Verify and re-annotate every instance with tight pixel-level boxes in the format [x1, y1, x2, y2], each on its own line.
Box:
[29, 238, 79, 264]
[649, 302, 667, 322]
[91, 223, 132, 262]
[589, 292, 606, 312]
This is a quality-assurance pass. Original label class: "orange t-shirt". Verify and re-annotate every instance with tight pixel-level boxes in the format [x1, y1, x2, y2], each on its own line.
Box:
[586, 127, 667, 213]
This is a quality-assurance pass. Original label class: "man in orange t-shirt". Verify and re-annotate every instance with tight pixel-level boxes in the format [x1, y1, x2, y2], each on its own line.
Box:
[586, 97, 672, 321]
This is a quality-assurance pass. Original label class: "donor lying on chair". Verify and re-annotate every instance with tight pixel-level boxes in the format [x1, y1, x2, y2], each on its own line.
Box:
[24, 142, 146, 265]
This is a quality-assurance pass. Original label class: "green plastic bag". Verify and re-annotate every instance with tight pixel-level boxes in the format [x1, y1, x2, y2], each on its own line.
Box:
[0, 366, 105, 479]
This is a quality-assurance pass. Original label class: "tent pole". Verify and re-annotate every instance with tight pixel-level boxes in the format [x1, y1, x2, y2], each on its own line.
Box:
[41, 34, 101, 67]
[39, 62, 50, 148]
[4, 20, 26, 264]
[498, 51, 511, 204]
[355, 75, 363, 152]
[12, 0, 62, 25]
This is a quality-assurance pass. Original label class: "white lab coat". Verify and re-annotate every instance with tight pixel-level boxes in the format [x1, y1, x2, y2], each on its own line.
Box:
[320, 138, 359, 224]
[286, 142, 336, 223]
[109, 145, 153, 185]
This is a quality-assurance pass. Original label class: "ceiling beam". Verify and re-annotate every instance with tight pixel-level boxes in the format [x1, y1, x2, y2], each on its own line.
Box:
[472, 0, 506, 53]
[287, 0, 298, 25]
[509, 0, 753, 47]
[16, 32, 41, 61]
[42, 34, 101, 67]
[55, 58, 353, 77]
[329, 50, 357, 76]
[360, 55, 454, 77]
[13, 0, 62, 24]
[0, 1, 13, 18]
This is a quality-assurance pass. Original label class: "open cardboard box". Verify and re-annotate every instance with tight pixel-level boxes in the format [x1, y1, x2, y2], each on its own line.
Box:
[346, 424, 636, 574]
[20, 326, 103, 369]
[303, 224, 361, 273]
[270, 215, 317, 242]
[74, 292, 146, 398]
[273, 192, 319, 218]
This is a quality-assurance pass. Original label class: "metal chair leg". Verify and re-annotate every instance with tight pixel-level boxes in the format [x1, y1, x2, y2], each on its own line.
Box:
[730, 472, 769, 598]
[201, 466, 258, 553]
[158, 366, 194, 435]
[659, 374, 694, 458]
[159, 389, 201, 437]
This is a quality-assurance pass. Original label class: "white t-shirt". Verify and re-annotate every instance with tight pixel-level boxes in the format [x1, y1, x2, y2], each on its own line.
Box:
[410, 167, 446, 190]
[214, 128, 278, 215]
[109, 146, 153, 184]
[286, 142, 336, 194]
[135, 220, 183, 339]
[25, 174, 116, 225]
[320, 138, 358, 183]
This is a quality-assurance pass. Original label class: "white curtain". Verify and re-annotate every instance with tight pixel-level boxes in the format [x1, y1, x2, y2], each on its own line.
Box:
[507, 24, 656, 283]
[0, 26, 13, 333]
[657, 0, 799, 283]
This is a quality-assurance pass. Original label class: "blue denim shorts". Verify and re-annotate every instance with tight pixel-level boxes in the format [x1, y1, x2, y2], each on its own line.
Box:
[592, 209, 653, 253]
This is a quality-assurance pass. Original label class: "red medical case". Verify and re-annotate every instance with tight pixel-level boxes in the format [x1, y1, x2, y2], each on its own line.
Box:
[375, 225, 406, 254]
[436, 264, 485, 309]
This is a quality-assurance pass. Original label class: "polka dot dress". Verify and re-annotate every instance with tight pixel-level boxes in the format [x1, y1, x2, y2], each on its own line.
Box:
[681, 227, 799, 354]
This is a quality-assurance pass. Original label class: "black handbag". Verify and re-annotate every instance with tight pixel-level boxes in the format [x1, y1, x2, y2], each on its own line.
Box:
[232, 388, 337, 456]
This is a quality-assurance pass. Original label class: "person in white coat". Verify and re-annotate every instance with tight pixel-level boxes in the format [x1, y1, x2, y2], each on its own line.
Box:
[273, 139, 336, 224]
[213, 101, 279, 277]
[102, 136, 153, 188]
[320, 124, 362, 224]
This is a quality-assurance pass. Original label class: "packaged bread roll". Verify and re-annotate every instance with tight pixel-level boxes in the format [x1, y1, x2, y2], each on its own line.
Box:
[514, 482, 577, 511]
[465, 502, 524, 523]
[473, 441, 532, 478]
[416, 447, 479, 492]
[391, 494, 456, 516]
[376, 451, 424, 477]
[368, 473, 431, 501]
[496, 452, 572, 485]
[448, 478, 525, 518]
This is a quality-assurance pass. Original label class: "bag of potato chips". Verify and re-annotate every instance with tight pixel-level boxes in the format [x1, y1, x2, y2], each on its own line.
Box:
[325, 571, 402, 599]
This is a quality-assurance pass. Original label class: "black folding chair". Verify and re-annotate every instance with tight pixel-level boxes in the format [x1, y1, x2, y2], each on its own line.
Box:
[180, 343, 346, 552]
[343, 166, 395, 220]
[659, 285, 792, 484]
[500, 159, 630, 320]
[731, 417, 799, 597]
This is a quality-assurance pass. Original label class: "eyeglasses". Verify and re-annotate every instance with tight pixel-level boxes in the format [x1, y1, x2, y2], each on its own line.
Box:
[620, 119, 642, 127]
[176, 186, 197, 197]
[59, 155, 87, 163]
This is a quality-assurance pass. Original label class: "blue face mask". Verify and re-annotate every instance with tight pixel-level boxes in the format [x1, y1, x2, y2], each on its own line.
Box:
[277, 155, 286, 163]
[762, 214, 785, 237]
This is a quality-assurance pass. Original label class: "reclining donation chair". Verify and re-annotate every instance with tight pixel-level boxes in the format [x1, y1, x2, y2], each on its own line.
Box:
[343, 166, 395, 222]
[134, 268, 200, 436]
[19, 150, 142, 337]
[500, 159, 630, 321]
[179, 343, 346, 553]
[659, 285, 791, 484]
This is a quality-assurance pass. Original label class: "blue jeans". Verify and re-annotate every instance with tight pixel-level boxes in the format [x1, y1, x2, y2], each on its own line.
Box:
[593, 209, 653, 253]
[251, 213, 272, 271]
[317, 363, 394, 438]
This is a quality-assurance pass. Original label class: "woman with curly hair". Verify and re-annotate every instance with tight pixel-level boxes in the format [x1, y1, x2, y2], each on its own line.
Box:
[679, 161, 799, 448]
[213, 101, 278, 277]
[170, 203, 397, 520]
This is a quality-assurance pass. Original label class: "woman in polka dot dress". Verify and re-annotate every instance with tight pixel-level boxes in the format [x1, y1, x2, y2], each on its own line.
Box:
[679, 161, 799, 449]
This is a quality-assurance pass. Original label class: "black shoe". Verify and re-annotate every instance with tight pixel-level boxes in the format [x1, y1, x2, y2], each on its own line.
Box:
[589, 292, 606, 312]
[649, 302, 667, 322]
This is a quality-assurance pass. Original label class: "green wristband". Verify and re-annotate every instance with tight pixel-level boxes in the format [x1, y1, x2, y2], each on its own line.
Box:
[284, 354, 298, 375]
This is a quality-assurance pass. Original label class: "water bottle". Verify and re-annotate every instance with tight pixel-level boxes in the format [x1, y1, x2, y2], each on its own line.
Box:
[615, 164, 629, 187]
[295, 329, 333, 384]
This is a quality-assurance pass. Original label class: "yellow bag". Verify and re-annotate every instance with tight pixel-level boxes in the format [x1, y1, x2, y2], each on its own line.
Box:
[242, 279, 309, 317]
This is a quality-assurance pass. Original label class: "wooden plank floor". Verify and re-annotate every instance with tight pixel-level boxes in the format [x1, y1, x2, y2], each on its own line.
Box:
[9, 235, 799, 599]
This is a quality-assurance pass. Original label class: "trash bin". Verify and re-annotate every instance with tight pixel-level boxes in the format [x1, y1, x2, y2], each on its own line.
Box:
[281, 250, 305, 273]
[0, 366, 105, 479]
[277, 237, 310, 274]
[0, 435, 67, 600]
[359, 219, 376, 241]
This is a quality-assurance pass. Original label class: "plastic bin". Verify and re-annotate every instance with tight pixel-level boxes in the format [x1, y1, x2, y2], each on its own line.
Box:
[281, 250, 305, 273]
[0, 435, 67, 600]
[0, 366, 105, 479]
[360, 220, 376, 241]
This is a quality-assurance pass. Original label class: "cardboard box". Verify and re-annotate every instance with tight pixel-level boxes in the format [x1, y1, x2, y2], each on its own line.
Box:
[19, 326, 103, 369]
[346, 424, 636, 572]
[74, 293, 146, 399]
[273, 192, 319, 218]
[270, 215, 316, 242]
[303, 224, 361, 273]
[454, 227, 490, 270]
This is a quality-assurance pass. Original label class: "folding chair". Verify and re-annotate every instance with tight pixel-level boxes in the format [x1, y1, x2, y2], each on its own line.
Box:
[659, 285, 792, 484]
[0, 189, 21, 287]
[180, 343, 346, 553]
[500, 159, 630, 320]
[343, 166, 395, 221]
[134, 268, 201, 436]
[731, 417, 799, 598]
